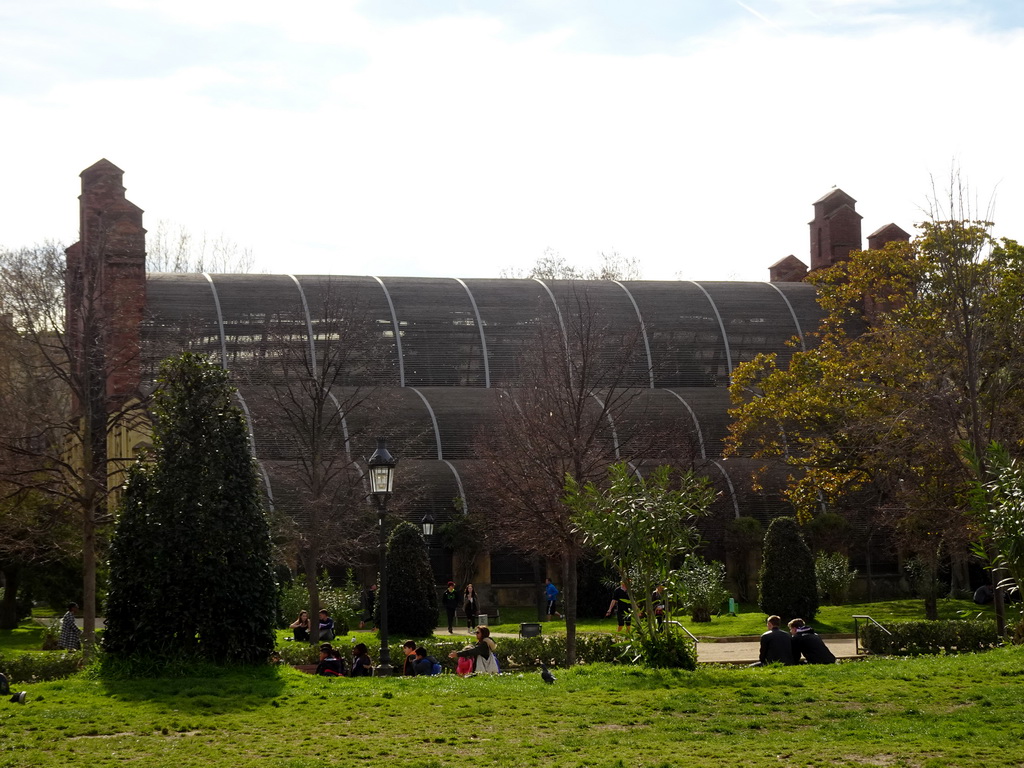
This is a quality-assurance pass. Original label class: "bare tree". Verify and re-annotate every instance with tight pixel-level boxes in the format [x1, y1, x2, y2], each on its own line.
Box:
[474, 284, 698, 665]
[146, 219, 256, 274]
[502, 248, 642, 280]
[241, 278, 393, 640]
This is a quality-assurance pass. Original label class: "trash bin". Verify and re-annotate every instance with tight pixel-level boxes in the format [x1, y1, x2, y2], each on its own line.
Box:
[477, 615, 488, 627]
[519, 622, 542, 638]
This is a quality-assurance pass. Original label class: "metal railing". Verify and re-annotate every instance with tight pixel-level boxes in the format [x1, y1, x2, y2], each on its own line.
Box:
[665, 620, 700, 644]
[852, 615, 892, 654]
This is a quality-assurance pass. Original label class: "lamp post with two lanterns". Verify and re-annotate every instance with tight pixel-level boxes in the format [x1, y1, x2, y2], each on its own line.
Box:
[367, 438, 397, 676]
[367, 438, 439, 676]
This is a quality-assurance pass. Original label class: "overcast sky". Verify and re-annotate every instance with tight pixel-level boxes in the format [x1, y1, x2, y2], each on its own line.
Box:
[2, 0, 1021, 281]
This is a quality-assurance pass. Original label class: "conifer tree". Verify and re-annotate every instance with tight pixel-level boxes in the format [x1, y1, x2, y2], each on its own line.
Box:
[379, 521, 438, 637]
[104, 353, 277, 663]
[758, 517, 818, 622]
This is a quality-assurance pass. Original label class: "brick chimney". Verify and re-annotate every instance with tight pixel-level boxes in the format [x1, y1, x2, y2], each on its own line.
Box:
[769, 254, 809, 283]
[809, 189, 863, 272]
[65, 159, 147, 407]
[867, 222, 911, 251]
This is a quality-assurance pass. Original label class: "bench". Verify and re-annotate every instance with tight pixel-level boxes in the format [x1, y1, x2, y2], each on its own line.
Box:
[455, 607, 501, 625]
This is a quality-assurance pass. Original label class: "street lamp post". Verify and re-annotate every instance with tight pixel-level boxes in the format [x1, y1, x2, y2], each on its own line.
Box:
[368, 437, 397, 677]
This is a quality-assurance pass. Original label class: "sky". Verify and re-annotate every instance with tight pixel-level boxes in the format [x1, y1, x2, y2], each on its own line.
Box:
[1, 0, 1022, 281]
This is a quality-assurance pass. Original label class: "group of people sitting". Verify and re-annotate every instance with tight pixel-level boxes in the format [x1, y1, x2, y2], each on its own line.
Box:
[289, 609, 337, 642]
[314, 642, 375, 677]
[313, 626, 502, 677]
[755, 615, 837, 666]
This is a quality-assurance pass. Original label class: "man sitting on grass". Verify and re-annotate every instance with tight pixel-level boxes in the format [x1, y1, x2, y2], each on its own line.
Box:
[789, 618, 836, 664]
[754, 615, 795, 666]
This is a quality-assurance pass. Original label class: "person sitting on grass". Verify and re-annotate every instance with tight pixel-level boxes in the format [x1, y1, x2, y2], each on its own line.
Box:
[314, 643, 345, 677]
[402, 640, 418, 676]
[412, 646, 441, 676]
[789, 618, 836, 664]
[449, 626, 499, 675]
[289, 610, 311, 642]
[752, 615, 795, 667]
[350, 643, 373, 677]
[318, 609, 335, 641]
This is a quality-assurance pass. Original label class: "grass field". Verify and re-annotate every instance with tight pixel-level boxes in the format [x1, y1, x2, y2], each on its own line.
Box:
[1, 646, 1023, 767]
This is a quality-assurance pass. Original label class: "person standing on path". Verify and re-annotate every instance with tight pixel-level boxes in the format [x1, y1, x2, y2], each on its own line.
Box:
[463, 583, 479, 632]
[59, 602, 81, 651]
[605, 582, 632, 632]
[441, 581, 459, 634]
[544, 578, 562, 619]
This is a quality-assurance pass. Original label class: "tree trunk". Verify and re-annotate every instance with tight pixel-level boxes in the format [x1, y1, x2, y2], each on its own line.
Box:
[301, 548, 321, 644]
[0, 566, 20, 630]
[563, 549, 578, 667]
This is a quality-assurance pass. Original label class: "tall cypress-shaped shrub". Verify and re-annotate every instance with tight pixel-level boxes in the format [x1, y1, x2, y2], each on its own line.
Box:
[380, 521, 438, 637]
[758, 517, 818, 622]
[104, 353, 277, 663]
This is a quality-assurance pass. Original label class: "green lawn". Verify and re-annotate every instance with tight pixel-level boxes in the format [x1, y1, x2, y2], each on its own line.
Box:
[1, 646, 1023, 767]
[487, 598, 996, 637]
[0, 619, 49, 652]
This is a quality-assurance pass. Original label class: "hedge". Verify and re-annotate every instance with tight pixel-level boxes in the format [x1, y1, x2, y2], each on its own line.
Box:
[280, 633, 652, 672]
[862, 619, 1000, 656]
[0, 651, 84, 683]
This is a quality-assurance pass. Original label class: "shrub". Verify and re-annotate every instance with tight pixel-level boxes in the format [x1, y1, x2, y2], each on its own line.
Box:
[676, 556, 729, 623]
[724, 516, 763, 602]
[862, 619, 1000, 656]
[815, 552, 857, 604]
[758, 517, 818, 622]
[619, 628, 698, 670]
[378, 522, 439, 637]
[0, 651, 83, 683]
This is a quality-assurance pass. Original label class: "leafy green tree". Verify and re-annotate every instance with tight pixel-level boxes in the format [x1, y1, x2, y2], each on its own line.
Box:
[565, 462, 714, 666]
[728, 186, 1024, 624]
[970, 443, 1024, 603]
[814, 552, 857, 605]
[104, 353, 277, 663]
[758, 517, 818, 622]
[378, 521, 438, 637]
[675, 556, 729, 623]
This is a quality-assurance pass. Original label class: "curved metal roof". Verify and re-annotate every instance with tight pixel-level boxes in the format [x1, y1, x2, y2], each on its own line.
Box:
[141, 274, 823, 526]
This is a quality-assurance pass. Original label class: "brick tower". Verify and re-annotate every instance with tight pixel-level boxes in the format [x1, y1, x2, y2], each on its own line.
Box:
[65, 159, 147, 408]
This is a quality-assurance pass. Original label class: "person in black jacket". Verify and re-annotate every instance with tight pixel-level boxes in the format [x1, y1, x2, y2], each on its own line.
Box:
[788, 618, 836, 664]
[315, 643, 345, 676]
[756, 615, 795, 666]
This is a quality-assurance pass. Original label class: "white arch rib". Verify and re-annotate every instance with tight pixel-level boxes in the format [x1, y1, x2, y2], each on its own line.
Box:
[409, 386, 444, 460]
[612, 280, 655, 388]
[287, 274, 318, 375]
[589, 392, 620, 460]
[370, 275, 405, 387]
[202, 273, 228, 368]
[687, 281, 733, 378]
[441, 459, 468, 514]
[765, 282, 807, 352]
[453, 278, 491, 388]
[233, 390, 275, 512]
[710, 459, 741, 519]
[532, 278, 571, 384]
[661, 389, 707, 460]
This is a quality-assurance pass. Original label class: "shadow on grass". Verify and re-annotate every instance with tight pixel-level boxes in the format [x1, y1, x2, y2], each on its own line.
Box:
[96, 660, 288, 713]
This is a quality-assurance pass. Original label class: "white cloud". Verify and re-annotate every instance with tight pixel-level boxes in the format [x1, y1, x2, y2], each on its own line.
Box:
[1, 4, 1022, 283]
